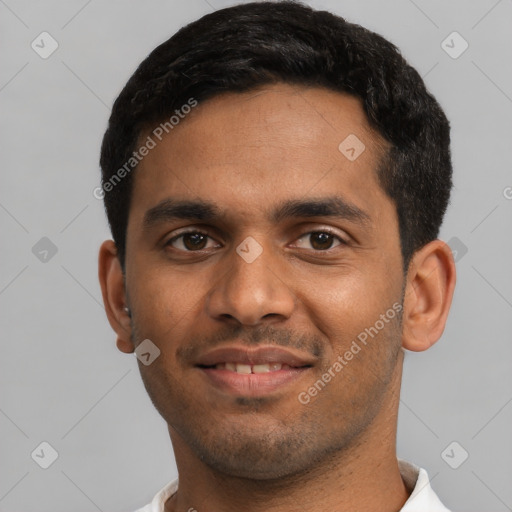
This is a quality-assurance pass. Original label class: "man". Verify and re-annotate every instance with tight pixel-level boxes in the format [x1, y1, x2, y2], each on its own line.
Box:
[97, 1, 456, 510]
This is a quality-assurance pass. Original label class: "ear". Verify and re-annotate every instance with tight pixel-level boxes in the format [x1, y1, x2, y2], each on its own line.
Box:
[98, 240, 134, 354]
[401, 239, 456, 352]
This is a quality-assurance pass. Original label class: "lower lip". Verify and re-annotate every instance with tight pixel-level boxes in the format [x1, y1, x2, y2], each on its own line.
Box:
[198, 367, 310, 396]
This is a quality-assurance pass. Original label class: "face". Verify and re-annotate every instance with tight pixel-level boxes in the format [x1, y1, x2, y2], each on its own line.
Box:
[124, 83, 405, 479]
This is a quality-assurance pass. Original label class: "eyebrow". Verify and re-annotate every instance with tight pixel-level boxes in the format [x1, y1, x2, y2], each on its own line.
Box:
[143, 199, 222, 228]
[271, 197, 371, 226]
[142, 196, 371, 230]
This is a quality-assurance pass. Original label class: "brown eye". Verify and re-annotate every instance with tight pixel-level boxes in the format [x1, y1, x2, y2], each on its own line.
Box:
[182, 233, 208, 250]
[166, 231, 218, 251]
[309, 232, 335, 250]
[294, 231, 345, 251]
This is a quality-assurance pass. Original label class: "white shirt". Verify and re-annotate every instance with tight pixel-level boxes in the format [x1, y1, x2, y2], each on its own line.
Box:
[134, 459, 451, 512]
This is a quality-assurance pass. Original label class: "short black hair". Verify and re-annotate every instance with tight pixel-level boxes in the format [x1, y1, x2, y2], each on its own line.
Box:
[99, 0, 452, 272]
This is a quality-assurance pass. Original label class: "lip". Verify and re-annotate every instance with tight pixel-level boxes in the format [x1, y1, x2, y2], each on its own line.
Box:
[195, 345, 315, 397]
[195, 345, 316, 367]
[199, 366, 310, 396]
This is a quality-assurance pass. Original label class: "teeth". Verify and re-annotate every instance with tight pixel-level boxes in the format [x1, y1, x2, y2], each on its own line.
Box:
[214, 362, 285, 373]
[252, 364, 270, 373]
[235, 363, 252, 374]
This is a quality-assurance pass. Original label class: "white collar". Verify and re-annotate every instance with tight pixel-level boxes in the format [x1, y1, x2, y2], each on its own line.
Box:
[398, 459, 451, 511]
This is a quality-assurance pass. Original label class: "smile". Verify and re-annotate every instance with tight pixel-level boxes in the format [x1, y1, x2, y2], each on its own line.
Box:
[195, 345, 315, 397]
[208, 362, 292, 373]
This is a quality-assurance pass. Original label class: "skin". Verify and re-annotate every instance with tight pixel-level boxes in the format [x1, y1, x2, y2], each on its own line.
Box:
[98, 83, 456, 512]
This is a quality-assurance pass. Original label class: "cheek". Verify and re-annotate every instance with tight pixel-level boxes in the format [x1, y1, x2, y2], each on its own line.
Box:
[128, 262, 211, 343]
[296, 264, 400, 342]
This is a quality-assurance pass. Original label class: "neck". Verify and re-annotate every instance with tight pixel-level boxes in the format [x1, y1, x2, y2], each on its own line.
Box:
[166, 355, 409, 512]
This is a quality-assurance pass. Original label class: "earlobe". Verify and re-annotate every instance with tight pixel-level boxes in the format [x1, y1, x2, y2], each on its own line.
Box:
[401, 239, 456, 352]
[98, 240, 134, 354]
[116, 335, 134, 354]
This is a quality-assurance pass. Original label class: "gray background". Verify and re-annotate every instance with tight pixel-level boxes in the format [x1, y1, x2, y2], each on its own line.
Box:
[1, 0, 511, 510]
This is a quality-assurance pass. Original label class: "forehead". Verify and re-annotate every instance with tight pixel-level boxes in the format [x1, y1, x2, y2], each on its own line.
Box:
[130, 83, 391, 226]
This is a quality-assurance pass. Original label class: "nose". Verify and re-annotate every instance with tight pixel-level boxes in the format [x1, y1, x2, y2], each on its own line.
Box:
[205, 240, 297, 326]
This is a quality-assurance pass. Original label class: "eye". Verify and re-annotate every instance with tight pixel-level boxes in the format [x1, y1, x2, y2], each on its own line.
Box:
[165, 231, 220, 251]
[293, 231, 346, 251]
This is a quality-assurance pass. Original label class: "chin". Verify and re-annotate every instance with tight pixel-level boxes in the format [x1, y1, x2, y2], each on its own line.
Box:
[185, 426, 340, 481]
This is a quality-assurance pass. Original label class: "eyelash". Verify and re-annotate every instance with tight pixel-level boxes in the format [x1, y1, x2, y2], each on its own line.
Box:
[164, 228, 349, 253]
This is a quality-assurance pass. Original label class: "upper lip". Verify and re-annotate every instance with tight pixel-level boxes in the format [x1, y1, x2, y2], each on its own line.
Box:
[195, 345, 316, 368]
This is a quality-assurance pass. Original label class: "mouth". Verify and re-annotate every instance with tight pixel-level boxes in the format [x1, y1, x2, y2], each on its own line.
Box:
[195, 345, 315, 397]
[202, 362, 296, 373]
